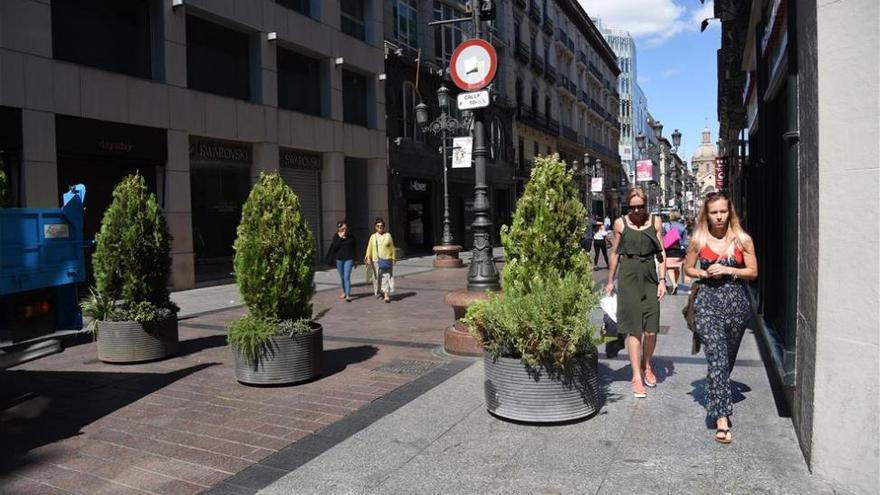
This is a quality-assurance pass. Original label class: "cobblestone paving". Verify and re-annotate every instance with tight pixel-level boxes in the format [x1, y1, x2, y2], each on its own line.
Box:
[0, 268, 472, 494]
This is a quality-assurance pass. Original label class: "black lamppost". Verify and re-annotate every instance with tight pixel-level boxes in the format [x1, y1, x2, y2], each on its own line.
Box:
[416, 85, 470, 249]
[635, 123, 682, 210]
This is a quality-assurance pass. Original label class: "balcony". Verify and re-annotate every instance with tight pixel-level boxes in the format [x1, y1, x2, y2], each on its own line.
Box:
[562, 125, 577, 142]
[547, 117, 559, 135]
[531, 53, 544, 74]
[560, 74, 570, 91]
[579, 91, 589, 106]
[577, 51, 588, 66]
[556, 28, 573, 53]
[515, 0, 527, 9]
[528, 3, 541, 24]
[545, 65, 557, 84]
[567, 80, 577, 95]
[589, 62, 602, 81]
[515, 40, 530, 63]
[542, 16, 554, 36]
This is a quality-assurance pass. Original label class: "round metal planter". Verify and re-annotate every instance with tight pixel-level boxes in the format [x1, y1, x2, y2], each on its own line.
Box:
[233, 323, 323, 386]
[483, 351, 599, 423]
[96, 318, 179, 364]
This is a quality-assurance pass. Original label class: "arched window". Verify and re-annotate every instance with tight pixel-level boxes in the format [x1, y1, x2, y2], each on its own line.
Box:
[490, 117, 505, 161]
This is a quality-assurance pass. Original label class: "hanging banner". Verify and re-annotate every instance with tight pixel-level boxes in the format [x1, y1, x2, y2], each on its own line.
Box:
[715, 156, 728, 190]
[451, 136, 472, 168]
[636, 160, 653, 182]
[591, 177, 603, 192]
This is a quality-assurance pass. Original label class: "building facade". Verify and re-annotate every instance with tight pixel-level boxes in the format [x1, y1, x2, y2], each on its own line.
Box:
[690, 126, 718, 195]
[502, 0, 622, 217]
[382, 0, 517, 253]
[716, 0, 878, 493]
[0, 0, 387, 289]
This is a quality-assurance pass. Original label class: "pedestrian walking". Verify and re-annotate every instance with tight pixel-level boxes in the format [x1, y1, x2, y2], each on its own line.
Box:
[325, 221, 356, 302]
[663, 211, 688, 294]
[364, 217, 396, 303]
[580, 217, 594, 251]
[605, 188, 667, 398]
[593, 219, 609, 269]
[684, 192, 758, 444]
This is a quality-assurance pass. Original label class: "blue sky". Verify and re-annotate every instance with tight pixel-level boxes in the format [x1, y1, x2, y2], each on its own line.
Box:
[579, 0, 721, 163]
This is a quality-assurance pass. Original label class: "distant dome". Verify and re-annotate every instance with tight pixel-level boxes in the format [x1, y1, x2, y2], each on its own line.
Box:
[691, 126, 717, 163]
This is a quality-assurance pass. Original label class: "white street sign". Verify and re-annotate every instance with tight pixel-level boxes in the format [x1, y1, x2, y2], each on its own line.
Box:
[457, 90, 490, 111]
[452, 137, 472, 168]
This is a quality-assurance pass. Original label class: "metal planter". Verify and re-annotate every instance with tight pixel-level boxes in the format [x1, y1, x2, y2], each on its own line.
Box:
[96, 318, 179, 363]
[233, 323, 323, 386]
[484, 351, 599, 423]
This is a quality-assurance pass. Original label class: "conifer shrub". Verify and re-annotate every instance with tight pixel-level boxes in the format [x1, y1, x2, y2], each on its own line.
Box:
[83, 173, 177, 325]
[227, 172, 316, 362]
[464, 154, 600, 368]
[0, 170, 8, 207]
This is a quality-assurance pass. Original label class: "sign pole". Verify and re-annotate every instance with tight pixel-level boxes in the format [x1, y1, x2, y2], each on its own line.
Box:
[465, 0, 500, 292]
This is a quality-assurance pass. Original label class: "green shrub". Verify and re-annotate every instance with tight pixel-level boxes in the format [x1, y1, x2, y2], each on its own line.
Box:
[464, 154, 599, 369]
[0, 170, 8, 207]
[85, 173, 176, 322]
[228, 172, 315, 362]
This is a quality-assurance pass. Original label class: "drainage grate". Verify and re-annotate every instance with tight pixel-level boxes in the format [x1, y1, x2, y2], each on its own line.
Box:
[373, 359, 439, 376]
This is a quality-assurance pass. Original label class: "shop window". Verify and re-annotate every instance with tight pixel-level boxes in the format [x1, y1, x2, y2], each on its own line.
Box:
[277, 0, 310, 16]
[51, 0, 152, 79]
[342, 70, 368, 127]
[393, 0, 418, 50]
[341, 0, 366, 41]
[186, 15, 251, 101]
[277, 48, 323, 116]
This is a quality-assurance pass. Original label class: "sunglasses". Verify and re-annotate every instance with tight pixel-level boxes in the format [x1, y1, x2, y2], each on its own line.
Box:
[628, 203, 646, 210]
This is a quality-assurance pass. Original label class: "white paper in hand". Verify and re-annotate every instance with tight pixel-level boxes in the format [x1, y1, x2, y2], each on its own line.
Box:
[600, 294, 618, 323]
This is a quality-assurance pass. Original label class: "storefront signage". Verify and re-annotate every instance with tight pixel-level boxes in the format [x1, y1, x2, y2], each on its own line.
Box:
[619, 145, 632, 161]
[591, 177, 603, 193]
[452, 137, 472, 168]
[189, 137, 251, 164]
[457, 90, 490, 111]
[56, 115, 166, 164]
[636, 160, 653, 182]
[280, 149, 322, 170]
[98, 140, 134, 153]
[409, 179, 427, 192]
[715, 157, 727, 191]
[43, 223, 70, 239]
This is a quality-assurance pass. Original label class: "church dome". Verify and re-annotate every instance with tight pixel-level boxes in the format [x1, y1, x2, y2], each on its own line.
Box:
[691, 126, 717, 163]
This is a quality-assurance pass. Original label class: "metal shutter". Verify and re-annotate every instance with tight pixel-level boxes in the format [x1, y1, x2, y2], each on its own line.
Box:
[280, 167, 321, 260]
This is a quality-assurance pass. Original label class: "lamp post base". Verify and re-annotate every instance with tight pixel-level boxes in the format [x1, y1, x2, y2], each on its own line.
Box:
[432, 244, 464, 268]
[443, 288, 495, 356]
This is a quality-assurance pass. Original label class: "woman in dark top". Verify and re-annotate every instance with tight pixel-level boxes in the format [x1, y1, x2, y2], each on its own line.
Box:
[326, 221, 356, 302]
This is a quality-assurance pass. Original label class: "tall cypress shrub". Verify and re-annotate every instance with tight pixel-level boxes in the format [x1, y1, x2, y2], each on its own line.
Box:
[91, 173, 173, 318]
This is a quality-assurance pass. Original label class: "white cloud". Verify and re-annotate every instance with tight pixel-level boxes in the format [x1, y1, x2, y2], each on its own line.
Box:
[638, 75, 652, 85]
[580, 0, 716, 45]
[662, 68, 680, 78]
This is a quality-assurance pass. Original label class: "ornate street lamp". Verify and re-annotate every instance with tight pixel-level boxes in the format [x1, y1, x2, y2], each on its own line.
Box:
[671, 128, 682, 150]
[416, 85, 472, 267]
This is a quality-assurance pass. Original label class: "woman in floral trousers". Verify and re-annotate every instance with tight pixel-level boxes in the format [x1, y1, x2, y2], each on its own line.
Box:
[684, 192, 758, 444]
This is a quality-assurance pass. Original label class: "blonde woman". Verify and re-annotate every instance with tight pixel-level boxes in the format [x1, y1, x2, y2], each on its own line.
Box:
[605, 188, 667, 398]
[364, 217, 396, 303]
[684, 192, 758, 444]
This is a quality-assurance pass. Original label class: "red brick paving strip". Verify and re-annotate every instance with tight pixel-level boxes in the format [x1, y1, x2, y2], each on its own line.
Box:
[0, 269, 465, 494]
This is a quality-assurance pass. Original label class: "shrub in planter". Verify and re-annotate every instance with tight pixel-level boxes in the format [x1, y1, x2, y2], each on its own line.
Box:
[227, 172, 321, 385]
[464, 154, 601, 422]
[82, 173, 179, 363]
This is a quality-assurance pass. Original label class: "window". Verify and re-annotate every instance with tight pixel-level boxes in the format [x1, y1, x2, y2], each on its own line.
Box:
[276, 0, 310, 16]
[342, 69, 368, 127]
[277, 47, 322, 116]
[51, 0, 152, 79]
[490, 117, 505, 161]
[186, 15, 251, 100]
[531, 88, 539, 112]
[515, 78, 523, 107]
[434, 2, 471, 64]
[393, 0, 418, 49]
[545, 96, 551, 120]
[399, 82, 424, 141]
[533, 141, 539, 158]
[341, 0, 366, 41]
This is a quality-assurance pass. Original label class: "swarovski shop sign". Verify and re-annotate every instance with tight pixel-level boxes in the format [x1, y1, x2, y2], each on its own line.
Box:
[189, 137, 251, 164]
[280, 148, 322, 170]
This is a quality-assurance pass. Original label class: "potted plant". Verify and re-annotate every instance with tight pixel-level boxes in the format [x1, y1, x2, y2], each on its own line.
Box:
[82, 173, 179, 363]
[228, 172, 322, 385]
[463, 154, 601, 422]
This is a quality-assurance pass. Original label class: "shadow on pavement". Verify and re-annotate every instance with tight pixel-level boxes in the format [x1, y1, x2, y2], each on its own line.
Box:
[651, 357, 676, 383]
[688, 378, 752, 428]
[321, 345, 378, 378]
[0, 362, 218, 476]
[390, 291, 417, 302]
[597, 362, 628, 409]
[175, 334, 229, 358]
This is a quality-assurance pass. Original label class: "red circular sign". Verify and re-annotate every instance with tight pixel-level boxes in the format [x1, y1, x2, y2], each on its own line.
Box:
[449, 39, 498, 92]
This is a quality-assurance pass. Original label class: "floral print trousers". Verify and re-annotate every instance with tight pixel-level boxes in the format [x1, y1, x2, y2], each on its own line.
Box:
[694, 281, 750, 420]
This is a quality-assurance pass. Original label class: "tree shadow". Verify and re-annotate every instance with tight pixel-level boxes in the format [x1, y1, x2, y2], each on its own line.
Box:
[0, 362, 218, 475]
[688, 378, 752, 428]
[174, 334, 229, 358]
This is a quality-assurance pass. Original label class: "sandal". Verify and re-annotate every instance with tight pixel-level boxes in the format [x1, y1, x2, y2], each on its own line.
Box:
[714, 428, 732, 444]
[631, 378, 647, 398]
[642, 367, 657, 388]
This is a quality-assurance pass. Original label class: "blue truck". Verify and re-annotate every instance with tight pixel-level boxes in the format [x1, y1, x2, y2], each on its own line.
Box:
[0, 185, 88, 368]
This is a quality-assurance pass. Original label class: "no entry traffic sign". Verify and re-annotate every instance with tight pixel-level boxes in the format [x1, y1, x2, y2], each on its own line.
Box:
[449, 39, 498, 92]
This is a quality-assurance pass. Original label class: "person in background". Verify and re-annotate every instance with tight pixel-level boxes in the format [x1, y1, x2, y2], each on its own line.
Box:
[684, 192, 758, 444]
[364, 217, 396, 303]
[593, 218, 609, 270]
[605, 188, 667, 398]
[325, 221, 356, 302]
[663, 211, 689, 294]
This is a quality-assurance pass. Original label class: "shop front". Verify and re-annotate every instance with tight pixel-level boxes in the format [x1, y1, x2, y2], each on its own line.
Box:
[279, 148, 322, 259]
[189, 137, 252, 283]
[0, 107, 22, 206]
[402, 177, 433, 254]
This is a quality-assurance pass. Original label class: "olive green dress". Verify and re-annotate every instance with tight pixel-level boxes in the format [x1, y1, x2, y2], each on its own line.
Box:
[616, 216, 662, 335]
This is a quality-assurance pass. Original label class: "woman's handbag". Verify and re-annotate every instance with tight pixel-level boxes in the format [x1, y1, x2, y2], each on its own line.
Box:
[375, 236, 393, 270]
[682, 281, 703, 354]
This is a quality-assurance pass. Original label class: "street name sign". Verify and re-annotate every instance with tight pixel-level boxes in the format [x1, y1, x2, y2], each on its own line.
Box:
[457, 90, 490, 111]
[449, 39, 498, 92]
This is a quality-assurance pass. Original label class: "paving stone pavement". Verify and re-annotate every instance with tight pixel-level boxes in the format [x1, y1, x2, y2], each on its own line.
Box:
[0, 257, 489, 495]
[255, 292, 843, 495]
